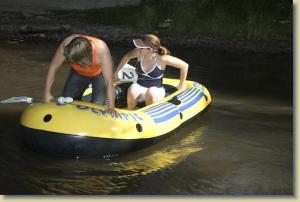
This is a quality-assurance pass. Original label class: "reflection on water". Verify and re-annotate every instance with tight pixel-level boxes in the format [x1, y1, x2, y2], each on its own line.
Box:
[23, 127, 205, 194]
[0, 40, 293, 194]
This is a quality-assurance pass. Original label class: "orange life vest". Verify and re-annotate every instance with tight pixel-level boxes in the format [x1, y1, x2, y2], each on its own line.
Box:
[69, 35, 102, 77]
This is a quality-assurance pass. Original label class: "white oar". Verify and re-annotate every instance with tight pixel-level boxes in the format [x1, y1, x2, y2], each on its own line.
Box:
[0, 96, 73, 104]
[0, 96, 34, 104]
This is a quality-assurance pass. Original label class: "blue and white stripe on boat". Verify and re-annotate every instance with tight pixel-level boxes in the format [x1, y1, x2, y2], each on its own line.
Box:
[177, 88, 196, 100]
[144, 102, 173, 114]
[150, 90, 203, 123]
[144, 102, 178, 124]
[144, 102, 171, 113]
[192, 81, 202, 88]
[179, 91, 204, 111]
[146, 104, 177, 117]
[180, 89, 201, 103]
[128, 113, 143, 122]
[143, 87, 204, 123]
[151, 108, 180, 123]
[177, 88, 200, 101]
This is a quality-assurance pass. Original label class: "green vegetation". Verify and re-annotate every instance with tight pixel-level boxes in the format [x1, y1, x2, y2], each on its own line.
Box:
[70, 0, 292, 41]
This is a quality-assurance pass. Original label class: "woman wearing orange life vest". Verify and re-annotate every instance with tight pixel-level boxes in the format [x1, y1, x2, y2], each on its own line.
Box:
[43, 34, 116, 113]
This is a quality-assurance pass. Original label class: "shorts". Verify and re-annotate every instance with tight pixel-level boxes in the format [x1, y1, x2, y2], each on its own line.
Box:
[130, 82, 166, 102]
[62, 69, 107, 105]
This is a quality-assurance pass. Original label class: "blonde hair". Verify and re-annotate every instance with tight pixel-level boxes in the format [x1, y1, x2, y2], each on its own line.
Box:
[64, 37, 92, 65]
[144, 34, 170, 55]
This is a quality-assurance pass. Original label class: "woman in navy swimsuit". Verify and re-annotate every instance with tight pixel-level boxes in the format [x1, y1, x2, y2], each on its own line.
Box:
[114, 34, 189, 110]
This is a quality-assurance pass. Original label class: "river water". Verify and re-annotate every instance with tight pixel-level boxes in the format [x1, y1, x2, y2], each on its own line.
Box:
[0, 40, 293, 195]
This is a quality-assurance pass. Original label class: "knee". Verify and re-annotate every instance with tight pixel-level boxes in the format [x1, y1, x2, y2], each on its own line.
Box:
[128, 85, 139, 99]
[145, 87, 157, 100]
[127, 89, 134, 100]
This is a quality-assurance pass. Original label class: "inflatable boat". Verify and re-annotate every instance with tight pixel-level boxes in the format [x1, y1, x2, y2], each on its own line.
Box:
[20, 78, 211, 157]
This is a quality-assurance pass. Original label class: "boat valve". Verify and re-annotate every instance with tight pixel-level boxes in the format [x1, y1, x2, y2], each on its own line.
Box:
[136, 123, 143, 132]
[168, 96, 181, 105]
[43, 114, 52, 122]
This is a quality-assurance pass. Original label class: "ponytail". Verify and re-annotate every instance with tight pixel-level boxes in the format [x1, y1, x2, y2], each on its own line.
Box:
[143, 34, 171, 55]
[158, 46, 170, 55]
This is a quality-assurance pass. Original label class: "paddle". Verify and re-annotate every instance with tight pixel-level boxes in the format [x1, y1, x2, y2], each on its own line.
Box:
[0, 96, 73, 104]
[0, 96, 34, 104]
[0, 64, 137, 104]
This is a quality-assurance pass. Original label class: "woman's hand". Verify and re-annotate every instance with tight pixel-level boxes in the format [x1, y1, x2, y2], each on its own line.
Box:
[176, 83, 184, 90]
[44, 93, 54, 102]
[105, 107, 118, 116]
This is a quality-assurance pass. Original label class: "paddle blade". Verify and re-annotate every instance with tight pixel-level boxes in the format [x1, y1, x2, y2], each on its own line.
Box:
[0, 96, 33, 104]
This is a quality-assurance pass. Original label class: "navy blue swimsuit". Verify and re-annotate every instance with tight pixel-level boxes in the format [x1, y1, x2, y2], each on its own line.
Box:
[136, 60, 164, 88]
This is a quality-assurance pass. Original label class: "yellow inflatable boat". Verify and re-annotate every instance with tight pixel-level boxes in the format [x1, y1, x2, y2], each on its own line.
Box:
[20, 78, 211, 157]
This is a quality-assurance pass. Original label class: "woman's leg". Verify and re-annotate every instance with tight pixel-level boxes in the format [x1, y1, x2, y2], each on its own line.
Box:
[145, 87, 166, 105]
[127, 83, 147, 110]
[62, 70, 91, 100]
[91, 73, 107, 105]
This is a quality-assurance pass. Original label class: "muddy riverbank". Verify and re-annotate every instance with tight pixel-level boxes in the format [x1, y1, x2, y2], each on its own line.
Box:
[0, 10, 292, 56]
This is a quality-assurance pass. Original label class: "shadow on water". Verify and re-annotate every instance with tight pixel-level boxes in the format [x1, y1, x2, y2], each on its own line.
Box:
[167, 47, 293, 104]
[0, 40, 293, 195]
